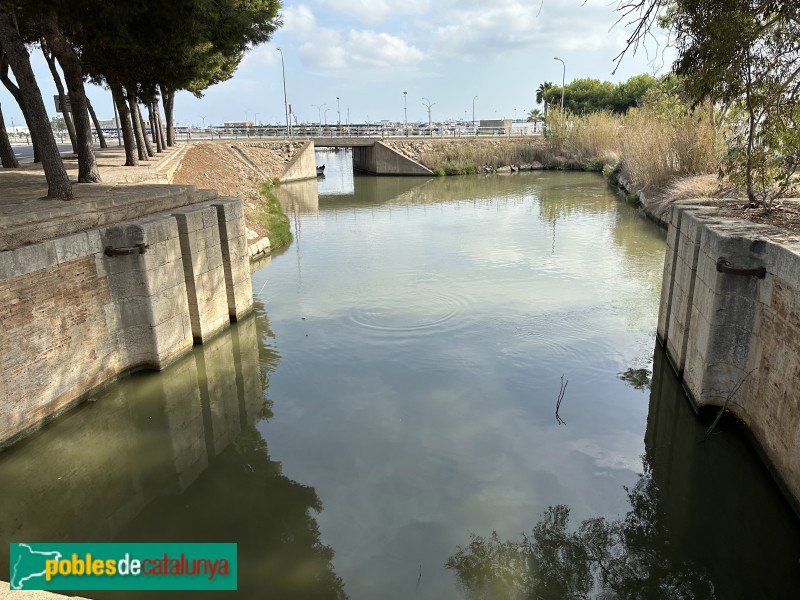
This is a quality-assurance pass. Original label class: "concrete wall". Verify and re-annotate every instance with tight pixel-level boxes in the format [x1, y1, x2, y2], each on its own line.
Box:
[352, 141, 433, 175]
[279, 140, 317, 182]
[0, 197, 253, 449]
[657, 203, 800, 505]
[0, 315, 262, 554]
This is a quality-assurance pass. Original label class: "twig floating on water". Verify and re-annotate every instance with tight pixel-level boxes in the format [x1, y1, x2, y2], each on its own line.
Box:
[555, 375, 568, 425]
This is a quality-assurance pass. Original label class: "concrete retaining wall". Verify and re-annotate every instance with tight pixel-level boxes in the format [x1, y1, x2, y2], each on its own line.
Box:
[279, 140, 316, 182]
[352, 141, 433, 175]
[658, 203, 800, 505]
[0, 197, 253, 450]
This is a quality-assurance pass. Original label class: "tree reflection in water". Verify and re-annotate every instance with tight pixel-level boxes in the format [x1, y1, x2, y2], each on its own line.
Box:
[446, 462, 716, 600]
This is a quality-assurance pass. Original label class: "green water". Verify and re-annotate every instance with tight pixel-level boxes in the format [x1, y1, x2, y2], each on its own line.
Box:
[1, 152, 798, 598]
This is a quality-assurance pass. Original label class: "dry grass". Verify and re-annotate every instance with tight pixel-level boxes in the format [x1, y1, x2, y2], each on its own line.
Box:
[646, 174, 735, 218]
[418, 140, 553, 174]
[562, 111, 621, 169]
[619, 102, 722, 192]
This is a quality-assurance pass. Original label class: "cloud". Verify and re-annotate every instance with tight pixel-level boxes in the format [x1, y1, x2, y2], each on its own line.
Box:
[283, 4, 423, 71]
[315, 0, 431, 23]
[346, 30, 425, 67]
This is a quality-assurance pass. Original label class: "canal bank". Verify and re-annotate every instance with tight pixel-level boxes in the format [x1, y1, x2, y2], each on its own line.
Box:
[0, 146, 259, 450]
[658, 201, 800, 513]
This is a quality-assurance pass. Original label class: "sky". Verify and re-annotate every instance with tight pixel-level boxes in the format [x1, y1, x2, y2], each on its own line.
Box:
[2, 0, 674, 129]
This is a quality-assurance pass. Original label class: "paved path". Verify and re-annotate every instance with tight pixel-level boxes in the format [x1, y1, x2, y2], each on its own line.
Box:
[0, 144, 205, 251]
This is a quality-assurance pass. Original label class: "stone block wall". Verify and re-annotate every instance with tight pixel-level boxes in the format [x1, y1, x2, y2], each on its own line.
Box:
[658, 203, 800, 505]
[0, 197, 253, 449]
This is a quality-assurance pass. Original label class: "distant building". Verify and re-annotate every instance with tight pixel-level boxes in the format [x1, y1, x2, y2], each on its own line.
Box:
[223, 121, 253, 128]
[479, 119, 512, 135]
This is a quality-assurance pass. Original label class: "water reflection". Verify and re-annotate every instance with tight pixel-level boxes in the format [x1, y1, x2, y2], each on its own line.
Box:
[446, 345, 800, 599]
[0, 302, 346, 599]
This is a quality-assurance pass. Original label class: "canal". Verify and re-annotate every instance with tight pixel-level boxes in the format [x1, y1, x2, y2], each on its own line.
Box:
[2, 150, 799, 598]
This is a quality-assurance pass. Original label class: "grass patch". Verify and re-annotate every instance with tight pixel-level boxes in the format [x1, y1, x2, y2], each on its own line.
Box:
[258, 183, 293, 251]
[418, 140, 550, 173]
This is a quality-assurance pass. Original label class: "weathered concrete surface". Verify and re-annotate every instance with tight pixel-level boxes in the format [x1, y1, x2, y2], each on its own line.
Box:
[279, 140, 316, 182]
[352, 141, 433, 176]
[0, 197, 253, 450]
[172, 204, 229, 342]
[0, 145, 214, 253]
[0, 582, 89, 599]
[658, 202, 800, 505]
[213, 198, 254, 319]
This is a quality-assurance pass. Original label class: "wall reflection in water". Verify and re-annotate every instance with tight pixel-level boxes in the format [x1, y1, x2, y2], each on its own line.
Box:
[0, 302, 346, 599]
[446, 344, 800, 599]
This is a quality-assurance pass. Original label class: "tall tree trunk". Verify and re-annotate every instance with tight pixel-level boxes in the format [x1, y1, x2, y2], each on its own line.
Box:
[86, 97, 107, 148]
[0, 6, 72, 199]
[110, 81, 137, 166]
[40, 11, 100, 183]
[1, 50, 41, 163]
[135, 101, 154, 157]
[154, 102, 166, 150]
[0, 100, 19, 168]
[162, 87, 175, 146]
[127, 87, 148, 161]
[40, 41, 76, 153]
[148, 102, 162, 152]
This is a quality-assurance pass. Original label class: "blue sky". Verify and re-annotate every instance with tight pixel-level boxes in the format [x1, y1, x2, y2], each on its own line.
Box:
[4, 0, 673, 128]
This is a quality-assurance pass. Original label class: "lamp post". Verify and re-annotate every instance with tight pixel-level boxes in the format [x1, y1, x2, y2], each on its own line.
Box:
[336, 96, 341, 130]
[472, 95, 477, 136]
[277, 47, 290, 137]
[324, 108, 330, 126]
[422, 97, 435, 137]
[554, 56, 565, 112]
[312, 103, 325, 134]
[403, 91, 408, 137]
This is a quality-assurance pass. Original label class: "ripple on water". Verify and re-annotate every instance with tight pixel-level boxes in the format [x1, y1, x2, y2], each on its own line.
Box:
[493, 309, 622, 377]
[347, 289, 475, 339]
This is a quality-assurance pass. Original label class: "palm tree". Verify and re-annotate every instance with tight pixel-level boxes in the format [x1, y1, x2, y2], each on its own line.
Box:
[536, 82, 553, 117]
[527, 108, 542, 124]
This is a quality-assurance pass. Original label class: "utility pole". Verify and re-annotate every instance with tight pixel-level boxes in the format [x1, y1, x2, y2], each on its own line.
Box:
[422, 97, 435, 137]
[277, 47, 290, 137]
[472, 95, 477, 136]
[404, 91, 408, 137]
[554, 56, 565, 112]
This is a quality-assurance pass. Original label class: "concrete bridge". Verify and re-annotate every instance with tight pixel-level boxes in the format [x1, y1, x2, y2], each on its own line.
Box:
[310, 138, 433, 176]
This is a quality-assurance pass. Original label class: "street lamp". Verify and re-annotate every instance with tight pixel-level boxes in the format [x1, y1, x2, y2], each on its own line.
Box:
[312, 103, 326, 134]
[422, 97, 436, 137]
[324, 108, 330, 126]
[336, 96, 341, 129]
[472, 95, 477, 136]
[403, 91, 408, 137]
[554, 56, 565, 112]
[277, 47, 290, 137]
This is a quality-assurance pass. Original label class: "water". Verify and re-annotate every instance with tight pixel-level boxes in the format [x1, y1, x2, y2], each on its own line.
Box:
[2, 151, 799, 598]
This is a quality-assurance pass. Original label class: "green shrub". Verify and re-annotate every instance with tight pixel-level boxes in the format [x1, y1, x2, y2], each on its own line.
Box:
[258, 184, 293, 250]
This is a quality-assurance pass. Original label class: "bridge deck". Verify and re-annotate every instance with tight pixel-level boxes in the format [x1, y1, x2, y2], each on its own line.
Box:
[311, 137, 376, 147]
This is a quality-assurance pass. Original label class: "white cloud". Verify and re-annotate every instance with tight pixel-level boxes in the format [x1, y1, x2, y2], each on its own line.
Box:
[346, 30, 425, 67]
[315, 0, 431, 23]
[282, 4, 424, 71]
[283, 4, 317, 33]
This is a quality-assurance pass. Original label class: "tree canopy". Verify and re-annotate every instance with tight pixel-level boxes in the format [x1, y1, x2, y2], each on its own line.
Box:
[540, 74, 658, 114]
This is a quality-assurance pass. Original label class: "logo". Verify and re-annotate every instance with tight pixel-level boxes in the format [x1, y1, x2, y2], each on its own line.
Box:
[9, 543, 237, 591]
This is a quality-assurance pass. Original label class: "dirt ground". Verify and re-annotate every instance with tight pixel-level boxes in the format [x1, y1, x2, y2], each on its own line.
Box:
[172, 141, 303, 238]
[713, 199, 800, 232]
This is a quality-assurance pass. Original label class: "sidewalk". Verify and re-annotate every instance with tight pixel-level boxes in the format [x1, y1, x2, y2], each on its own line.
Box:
[0, 144, 213, 252]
